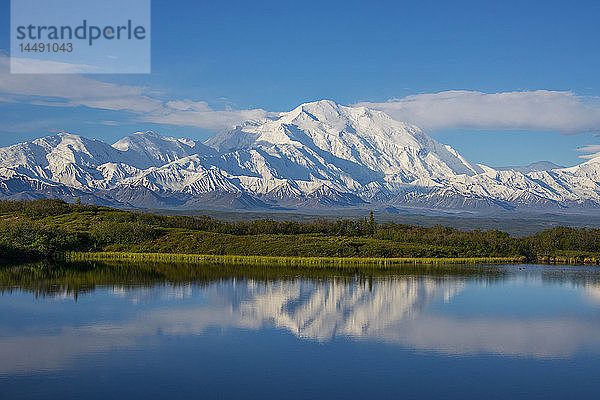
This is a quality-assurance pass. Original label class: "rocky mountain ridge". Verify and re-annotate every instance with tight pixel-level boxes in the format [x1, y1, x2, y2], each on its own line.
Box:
[1, 100, 599, 211]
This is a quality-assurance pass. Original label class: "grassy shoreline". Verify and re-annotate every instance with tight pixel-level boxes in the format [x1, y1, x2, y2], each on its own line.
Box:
[4, 199, 600, 267]
[59, 251, 526, 267]
[58, 252, 600, 266]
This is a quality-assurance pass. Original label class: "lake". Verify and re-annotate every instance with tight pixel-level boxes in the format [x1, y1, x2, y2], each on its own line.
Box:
[1, 262, 600, 399]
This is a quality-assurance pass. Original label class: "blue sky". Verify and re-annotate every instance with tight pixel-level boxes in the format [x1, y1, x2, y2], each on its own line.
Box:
[1, 0, 600, 167]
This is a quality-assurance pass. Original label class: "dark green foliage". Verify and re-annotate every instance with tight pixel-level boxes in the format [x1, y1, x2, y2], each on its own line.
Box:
[0, 261, 508, 298]
[0, 198, 99, 217]
[0, 218, 89, 260]
[526, 226, 600, 253]
[89, 221, 163, 247]
[0, 199, 599, 263]
[368, 210, 376, 235]
[372, 224, 532, 258]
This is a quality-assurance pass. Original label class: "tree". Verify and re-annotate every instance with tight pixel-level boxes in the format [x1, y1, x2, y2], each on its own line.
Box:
[368, 210, 375, 235]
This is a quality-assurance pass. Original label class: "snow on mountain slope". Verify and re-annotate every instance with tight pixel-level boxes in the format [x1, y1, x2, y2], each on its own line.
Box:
[120, 156, 241, 194]
[1, 100, 600, 210]
[0, 131, 220, 192]
[0, 132, 125, 189]
[113, 131, 215, 169]
[207, 100, 483, 184]
[496, 161, 564, 174]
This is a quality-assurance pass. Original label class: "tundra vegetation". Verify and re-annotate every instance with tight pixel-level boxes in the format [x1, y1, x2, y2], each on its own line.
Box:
[1, 199, 600, 265]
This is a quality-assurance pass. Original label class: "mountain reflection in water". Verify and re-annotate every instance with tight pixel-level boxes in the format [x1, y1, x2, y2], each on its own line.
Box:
[1, 262, 600, 376]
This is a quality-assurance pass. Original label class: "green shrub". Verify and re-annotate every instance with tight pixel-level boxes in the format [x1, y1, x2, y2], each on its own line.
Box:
[89, 220, 164, 246]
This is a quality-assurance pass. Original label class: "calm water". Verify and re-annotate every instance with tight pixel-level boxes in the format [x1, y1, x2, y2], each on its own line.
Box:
[1, 263, 600, 399]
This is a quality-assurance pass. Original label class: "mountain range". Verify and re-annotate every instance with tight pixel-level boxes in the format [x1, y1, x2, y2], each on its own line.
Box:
[1, 99, 600, 212]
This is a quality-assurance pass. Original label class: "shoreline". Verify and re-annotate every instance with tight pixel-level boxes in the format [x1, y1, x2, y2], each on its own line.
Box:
[59, 252, 526, 267]
[56, 252, 600, 266]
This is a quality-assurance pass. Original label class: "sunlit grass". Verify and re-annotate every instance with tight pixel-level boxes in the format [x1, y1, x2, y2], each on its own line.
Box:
[60, 251, 525, 267]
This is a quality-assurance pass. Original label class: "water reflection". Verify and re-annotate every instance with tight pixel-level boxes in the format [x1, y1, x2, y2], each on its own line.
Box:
[586, 284, 600, 302]
[235, 277, 464, 340]
[1, 263, 600, 376]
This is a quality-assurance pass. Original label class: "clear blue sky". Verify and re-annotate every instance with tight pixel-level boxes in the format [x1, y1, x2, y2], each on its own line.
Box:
[1, 0, 600, 167]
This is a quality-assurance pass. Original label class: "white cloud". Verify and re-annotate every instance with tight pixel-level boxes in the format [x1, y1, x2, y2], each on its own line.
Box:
[0, 55, 162, 113]
[165, 99, 212, 112]
[0, 118, 64, 133]
[4, 54, 600, 136]
[99, 120, 121, 126]
[10, 57, 99, 74]
[576, 144, 600, 159]
[0, 55, 269, 130]
[142, 99, 270, 130]
[356, 90, 600, 135]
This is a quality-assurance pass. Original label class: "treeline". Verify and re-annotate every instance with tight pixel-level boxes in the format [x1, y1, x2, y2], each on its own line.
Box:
[0, 198, 98, 217]
[1, 199, 600, 262]
[0, 199, 378, 235]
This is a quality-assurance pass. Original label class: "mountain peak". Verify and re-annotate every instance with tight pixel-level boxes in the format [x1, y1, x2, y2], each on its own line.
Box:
[297, 99, 340, 112]
[38, 131, 82, 141]
[33, 131, 105, 151]
[131, 130, 159, 137]
[495, 161, 564, 174]
[113, 131, 185, 151]
[206, 100, 483, 178]
[298, 99, 339, 107]
[2, 100, 599, 211]
[281, 99, 342, 123]
[112, 131, 214, 169]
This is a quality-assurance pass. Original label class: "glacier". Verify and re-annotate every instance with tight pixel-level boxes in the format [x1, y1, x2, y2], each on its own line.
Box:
[1, 99, 600, 211]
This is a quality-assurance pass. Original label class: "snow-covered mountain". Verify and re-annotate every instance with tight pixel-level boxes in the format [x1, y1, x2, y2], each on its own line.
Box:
[495, 161, 564, 175]
[1, 99, 600, 211]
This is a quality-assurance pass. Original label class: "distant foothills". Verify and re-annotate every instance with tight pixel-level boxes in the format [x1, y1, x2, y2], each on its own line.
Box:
[2, 100, 600, 212]
[1, 199, 600, 265]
